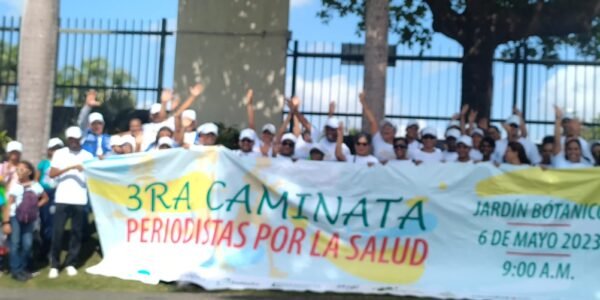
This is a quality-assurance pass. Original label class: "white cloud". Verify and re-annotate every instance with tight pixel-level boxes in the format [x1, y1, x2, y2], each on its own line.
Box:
[290, 0, 313, 8]
[0, 0, 24, 15]
[538, 65, 600, 122]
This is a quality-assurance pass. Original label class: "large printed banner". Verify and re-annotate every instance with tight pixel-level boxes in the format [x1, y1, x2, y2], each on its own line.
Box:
[84, 147, 600, 299]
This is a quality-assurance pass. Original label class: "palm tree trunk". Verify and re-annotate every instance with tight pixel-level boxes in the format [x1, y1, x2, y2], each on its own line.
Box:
[362, 0, 389, 132]
[17, 0, 59, 163]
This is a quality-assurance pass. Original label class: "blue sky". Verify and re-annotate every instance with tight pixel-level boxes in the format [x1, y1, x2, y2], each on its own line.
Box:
[1, 0, 599, 141]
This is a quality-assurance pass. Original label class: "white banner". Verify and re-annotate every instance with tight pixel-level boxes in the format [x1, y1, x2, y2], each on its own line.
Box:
[84, 147, 600, 299]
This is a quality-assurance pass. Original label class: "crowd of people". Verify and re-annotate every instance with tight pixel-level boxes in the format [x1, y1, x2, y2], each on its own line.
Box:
[0, 84, 599, 282]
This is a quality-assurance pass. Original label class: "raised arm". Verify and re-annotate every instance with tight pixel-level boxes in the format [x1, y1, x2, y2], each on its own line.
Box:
[335, 122, 347, 161]
[245, 89, 255, 130]
[328, 100, 335, 118]
[172, 84, 204, 117]
[78, 90, 100, 131]
[173, 112, 184, 146]
[514, 107, 528, 138]
[290, 96, 301, 137]
[359, 92, 378, 135]
[159, 89, 172, 122]
[553, 105, 563, 156]
[467, 109, 478, 136]
[459, 104, 469, 135]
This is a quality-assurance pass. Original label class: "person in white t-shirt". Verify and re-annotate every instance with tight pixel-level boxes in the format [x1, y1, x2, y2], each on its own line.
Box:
[469, 128, 484, 161]
[559, 112, 593, 163]
[455, 135, 473, 163]
[5, 160, 48, 281]
[405, 120, 422, 153]
[181, 109, 198, 147]
[318, 117, 351, 161]
[551, 106, 592, 169]
[492, 114, 541, 165]
[409, 127, 443, 164]
[119, 135, 136, 155]
[292, 98, 325, 160]
[274, 133, 297, 161]
[308, 144, 326, 161]
[143, 84, 204, 150]
[385, 137, 415, 168]
[358, 92, 396, 163]
[244, 89, 277, 157]
[195, 122, 219, 147]
[233, 128, 261, 158]
[443, 128, 461, 162]
[48, 126, 94, 279]
[334, 123, 379, 167]
[479, 136, 496, 162]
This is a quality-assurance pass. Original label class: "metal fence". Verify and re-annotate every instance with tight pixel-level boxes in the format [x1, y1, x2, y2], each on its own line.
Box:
[2, 15, 600, 142]
[285, 41, 600, 142]
[0, 17, 175, 109]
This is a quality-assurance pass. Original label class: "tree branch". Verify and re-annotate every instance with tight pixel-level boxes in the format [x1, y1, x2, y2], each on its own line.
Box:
[499, 1, 600, 44]
[422, 0, 465, 43]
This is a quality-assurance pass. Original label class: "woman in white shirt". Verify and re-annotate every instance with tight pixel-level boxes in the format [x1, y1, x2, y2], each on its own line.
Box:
[409, 127, 444, 164]
[552, 106, 592, 169]
[335, 123, 379, 167]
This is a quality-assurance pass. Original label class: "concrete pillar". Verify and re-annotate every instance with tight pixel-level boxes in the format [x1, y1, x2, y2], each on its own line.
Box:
[174, 0, 289, 129]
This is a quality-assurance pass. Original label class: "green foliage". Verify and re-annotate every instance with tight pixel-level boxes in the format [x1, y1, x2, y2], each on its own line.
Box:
[318, 0, 600, 60]
[55, 57, 135, 107]
[216, 122, 241, 149]
[0, 41, 18, 102]
[56, 57, 137, 134]
[583, 118, 600, 141]
[0, 129, 11, 160]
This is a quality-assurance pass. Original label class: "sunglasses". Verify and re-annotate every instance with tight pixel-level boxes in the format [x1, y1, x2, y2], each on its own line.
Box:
[394, 144, 407, 149]
[356, 142, 369, 146]
[422, 135, 436, 140]
[241, 138, 253, 143]
[282, 141, 295, 147]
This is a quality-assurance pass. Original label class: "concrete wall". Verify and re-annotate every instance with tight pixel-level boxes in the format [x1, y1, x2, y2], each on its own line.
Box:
[174, 0, 289, 129]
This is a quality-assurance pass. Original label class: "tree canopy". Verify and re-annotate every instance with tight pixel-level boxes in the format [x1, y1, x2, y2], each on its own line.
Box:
[319, 0, 600, 119]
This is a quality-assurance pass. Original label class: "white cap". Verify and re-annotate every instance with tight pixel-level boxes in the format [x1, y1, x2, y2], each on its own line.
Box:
[261, 123, 276, 134]
[200, 122, 219, 135]
[447, 120, 460, 129]
[47, 138, 64, 149]
[88, 112, 104, 124]
[325, 117, 339, 129]
[65, 126, 82, 139]
[309, 143, 325, 154]
[457, 135, 473, 147]
[506, 115, 521, 126]
[109, 135, 122, 147]
[379, 119, 397, 130]
[150, 103, 162, 115]
[158, 136, 174, 147]
[445, 128, 461, 140]
[281, 133, 297, 143]
[182, 109, 196, 121]
[239, 128, 257, 142]
[406, 120, 419, 129]
[6, 141, 22, 153]
[120, 135, 136, 148]
[563, 112, 578, 121]
[471, 128, 485, 137]
[421, 127, 437, 138]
